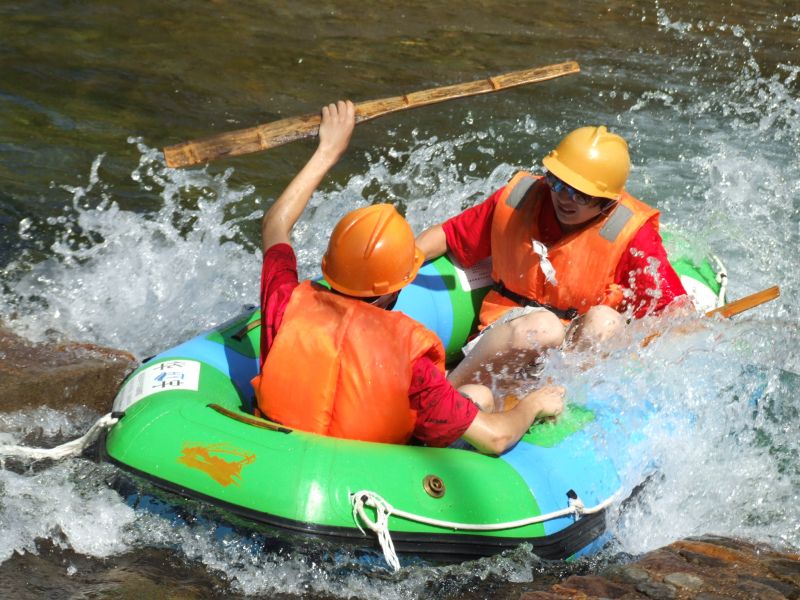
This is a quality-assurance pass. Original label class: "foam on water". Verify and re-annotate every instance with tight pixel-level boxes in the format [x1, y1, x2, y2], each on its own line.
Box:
[1, 7, 799, 598]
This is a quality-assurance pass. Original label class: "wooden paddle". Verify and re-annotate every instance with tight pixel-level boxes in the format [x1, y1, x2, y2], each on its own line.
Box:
[641, 285, 781, 347]
[705, 285, 780, 318]
[163, 61, 580, 169]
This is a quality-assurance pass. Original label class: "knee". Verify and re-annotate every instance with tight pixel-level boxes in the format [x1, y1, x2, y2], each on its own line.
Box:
[577, 305, 624, 342]
[507, 310, 565, 351]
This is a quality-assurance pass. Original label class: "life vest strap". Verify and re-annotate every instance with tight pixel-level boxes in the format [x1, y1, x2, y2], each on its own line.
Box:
[493, 281, 579, 321]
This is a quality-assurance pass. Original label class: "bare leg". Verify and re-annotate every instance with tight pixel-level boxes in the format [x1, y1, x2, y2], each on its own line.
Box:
[448, 310, 565, 392]
[567, 305, 625, 351]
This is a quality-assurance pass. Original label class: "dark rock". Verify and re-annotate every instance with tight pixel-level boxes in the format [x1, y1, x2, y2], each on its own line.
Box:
[675, 548, 731, 569]
[637, 547, 707, 577]
[553, 574, 632, 598]
[739, 574, 800, 599]
[766, 558, 800, 586]
[515, 536, 799, 600]
[0, 328, 136, 414]
[735, 578, 791, 599]
[634, 581, 677, 599]
[662, 571, 704, 590]
[604, 565, 651, 584]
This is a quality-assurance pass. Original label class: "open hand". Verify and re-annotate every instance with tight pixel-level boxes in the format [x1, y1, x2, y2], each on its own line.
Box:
[317, 100, 355, 165]
[524, 384, 565, 418]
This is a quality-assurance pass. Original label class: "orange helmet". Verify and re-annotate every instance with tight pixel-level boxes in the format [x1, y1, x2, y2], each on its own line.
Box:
[321, 204, 424, 297]
[542, 126, 630, 200]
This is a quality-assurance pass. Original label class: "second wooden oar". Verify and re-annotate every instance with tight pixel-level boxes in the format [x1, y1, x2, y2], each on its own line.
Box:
[163, 61, 580, 169]
[705, 285, 780, 319]
[641, 285, 780, 348]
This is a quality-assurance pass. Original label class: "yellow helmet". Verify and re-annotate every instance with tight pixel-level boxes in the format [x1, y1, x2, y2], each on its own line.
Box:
[542, 126, 630, 200]
[321, 204, 424, 297]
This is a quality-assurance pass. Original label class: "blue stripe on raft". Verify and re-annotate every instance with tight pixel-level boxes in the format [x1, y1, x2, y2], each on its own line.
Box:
[501, 391, 657, 540]
[393, 260, 455, 350]
[502, 432, 621, 538]
[150, 334, 260, 398]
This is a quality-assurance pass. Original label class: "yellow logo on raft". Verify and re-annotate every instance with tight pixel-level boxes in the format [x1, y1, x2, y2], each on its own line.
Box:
[177, 442, 256, 487]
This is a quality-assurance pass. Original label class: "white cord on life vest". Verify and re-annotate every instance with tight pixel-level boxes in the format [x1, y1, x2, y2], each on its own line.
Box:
[0, 413, 118, 461]
[532, 239, 558, 286]
[350, 489, 616, 571]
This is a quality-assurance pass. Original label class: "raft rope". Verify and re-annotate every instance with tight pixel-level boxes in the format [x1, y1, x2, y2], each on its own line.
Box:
[350, 489, 616, 571]
[0, 413, 118, 461]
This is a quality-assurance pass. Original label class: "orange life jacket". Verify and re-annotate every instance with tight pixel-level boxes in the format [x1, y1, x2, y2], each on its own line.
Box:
[251, 281, 446, 444]
[479, 171, 660, 327]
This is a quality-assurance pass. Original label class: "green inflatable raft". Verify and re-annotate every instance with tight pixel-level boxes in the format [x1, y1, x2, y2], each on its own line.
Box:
[104, 250, 726, 568]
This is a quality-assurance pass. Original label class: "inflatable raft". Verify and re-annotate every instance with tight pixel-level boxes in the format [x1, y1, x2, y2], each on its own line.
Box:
[104, 250, 726, 568]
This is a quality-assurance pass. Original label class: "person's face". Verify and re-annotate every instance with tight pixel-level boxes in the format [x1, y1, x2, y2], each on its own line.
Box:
[545, 172, 608, 228]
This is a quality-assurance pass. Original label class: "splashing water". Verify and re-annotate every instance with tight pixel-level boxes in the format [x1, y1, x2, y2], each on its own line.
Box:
[1, 139, 265, 358]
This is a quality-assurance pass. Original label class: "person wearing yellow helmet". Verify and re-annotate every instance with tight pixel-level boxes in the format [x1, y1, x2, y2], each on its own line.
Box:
[251, 100, 565, 454]
[416, 126, 689, 392]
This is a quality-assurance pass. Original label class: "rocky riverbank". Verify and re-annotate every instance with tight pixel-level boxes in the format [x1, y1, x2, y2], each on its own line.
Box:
[523, 535, 800, 600]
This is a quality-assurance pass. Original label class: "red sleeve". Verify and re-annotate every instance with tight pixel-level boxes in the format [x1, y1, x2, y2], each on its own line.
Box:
[259, 243, 300, 366]
[615, 220, 688, 318]
[408, 356, 479, 447]
[441, 189, 503, 267]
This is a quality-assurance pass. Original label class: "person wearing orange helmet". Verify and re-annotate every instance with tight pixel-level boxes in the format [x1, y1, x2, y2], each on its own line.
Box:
[416, 126, 689, 391]
[251, 100, 564, 454]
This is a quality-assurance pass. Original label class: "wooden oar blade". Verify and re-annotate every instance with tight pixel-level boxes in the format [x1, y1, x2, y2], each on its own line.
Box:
[640, 285, 780, 348]
[705, 285, 780, 319]
[163, 61, 580, 169]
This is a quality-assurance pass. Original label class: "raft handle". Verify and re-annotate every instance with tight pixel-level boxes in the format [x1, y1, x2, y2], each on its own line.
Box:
[207, 403, 292, 433]
[232, 319, 261, 341]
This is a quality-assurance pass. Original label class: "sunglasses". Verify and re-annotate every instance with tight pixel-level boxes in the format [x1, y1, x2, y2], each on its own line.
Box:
[544, 172, 601, 206]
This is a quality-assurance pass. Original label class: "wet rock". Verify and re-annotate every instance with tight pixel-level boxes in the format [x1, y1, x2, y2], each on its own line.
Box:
[635, 581, 677, 599]
[766, 557, 800, 586]
[734, 579, 790, 599]
[0, 543, 225, 600]
[605, 564, 651, 584]
[662, 572, 704, 590]
[738, 574, 800, 598]
[0, 328, 136, 414]
[551, 575, 632, 598]
[519, 536, 800, 600]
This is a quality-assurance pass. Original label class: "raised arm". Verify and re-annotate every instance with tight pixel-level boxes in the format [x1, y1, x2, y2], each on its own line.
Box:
[460, 384, 565, 455]
[261, 100, 356, 251]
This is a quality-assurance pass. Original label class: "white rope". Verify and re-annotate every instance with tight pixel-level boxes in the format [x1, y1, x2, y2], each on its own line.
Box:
[711, 254, 729, 308]
[351, 490, 402, 571]
[350, 489, 616, 571]
[0, 413, 118, 461]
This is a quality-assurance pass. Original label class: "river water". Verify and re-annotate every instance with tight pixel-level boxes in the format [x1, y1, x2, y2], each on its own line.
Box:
[1, 1, 798, 598]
